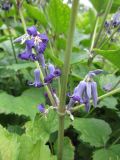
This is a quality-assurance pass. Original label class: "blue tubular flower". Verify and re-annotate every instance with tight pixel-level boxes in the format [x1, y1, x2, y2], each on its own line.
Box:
[38, 104, 45, 113]
[29, 69, 43, 87]
[18, 39, 36, 61]
[27, 26, 37, 36]
[44, 64, 61, 83]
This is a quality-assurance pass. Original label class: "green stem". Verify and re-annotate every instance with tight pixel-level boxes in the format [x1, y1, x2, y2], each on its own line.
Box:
[90, 16, 99, 52]
[35, 61, 56, 107]
[93, 0, 113, 48]
[57, 1, 79, 160]
[72, 87, 120, 112]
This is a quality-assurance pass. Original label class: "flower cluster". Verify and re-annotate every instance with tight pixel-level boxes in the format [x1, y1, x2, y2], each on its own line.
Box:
[67, 69, 103, 112]
[15, 26, 61, 113]
[104, 10, 120, 35]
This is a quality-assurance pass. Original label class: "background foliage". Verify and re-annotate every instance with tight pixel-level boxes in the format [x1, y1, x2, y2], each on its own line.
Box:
[0, 0, 120, 160]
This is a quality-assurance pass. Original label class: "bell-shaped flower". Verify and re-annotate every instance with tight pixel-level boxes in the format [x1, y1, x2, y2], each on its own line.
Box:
[18, 39, 36, 61]
[44, 64, 61, 83]
[29, 69, 43, 87]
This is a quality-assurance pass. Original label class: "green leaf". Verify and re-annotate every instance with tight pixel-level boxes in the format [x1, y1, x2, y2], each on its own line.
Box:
[111, 0, 120, 13]
[0, 125, 19, 160]
[0, 88, 45, 119]
[94, 49, 120, 69]
[93, 144, 120, 160]
[25, 110, 71, 143]
[6, 62, 35, 71]
[18, 135, 56, 160]
[47, 0, 70, 34]
[73, 118, 112, 147]
[90, 0, 108, 13]
[54, 137, 75, 160]
[24, 3, 47, 27]
[99, 97, 118, 110]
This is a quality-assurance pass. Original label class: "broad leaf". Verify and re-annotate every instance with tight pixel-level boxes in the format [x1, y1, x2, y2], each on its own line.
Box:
[0, 125, 19, 160]
[47, 0, 70, 34]
[93, 144, 120, 160]
[73, 118, 112, 147]
[25, 110, 71, 143]
[24, 3, 47, 27]
[0, 88, 45, 119]
[18, 135, 56, 160]
[90, 0, 108, 13]
[94, 49, 120, 69]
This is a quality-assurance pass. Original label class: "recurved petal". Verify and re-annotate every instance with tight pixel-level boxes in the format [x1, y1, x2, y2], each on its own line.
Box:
[91, 81, 98, 108]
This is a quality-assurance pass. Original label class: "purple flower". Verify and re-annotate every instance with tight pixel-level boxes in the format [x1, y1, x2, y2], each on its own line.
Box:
[29, 69, 43, 87]
[27, 26, 37, 36]
[91, 82, 98, 108]
[88, 69, 103, 78]
[44, 64, 61, 83]
[38, 104, 45, 113]
[18, 39, 35, 61]
[2, 1, 12, 11]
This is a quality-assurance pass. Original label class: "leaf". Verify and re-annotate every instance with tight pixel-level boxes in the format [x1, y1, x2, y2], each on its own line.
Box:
[0, 88, 45, 119]
[6, 62, 35, 71]
[18, 135, 56, 160]
[0, 125, 19, 160]
[99, 97, 118, 110]
[90, 0, 108, 13]
[73, 118, 112, 147]
[47, 0, 70, 34]
[24, 3, 47, 27]
[54, 137, 75, 160]
[93, 144, 120, 160]
[94, 49, 120, 69]
[25, 110, 71, 143]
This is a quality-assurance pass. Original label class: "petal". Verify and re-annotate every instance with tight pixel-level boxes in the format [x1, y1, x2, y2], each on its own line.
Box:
[78, 81, 86, 98]
[37, 54, 45, 68]
[48, 64, 55, 74]
[38, 104, 45, 113]
[84, 91, 91, 112]
[27, 26, 37, 36]
[86, 82, 92, 99]
[91, 82, 98, 108]
[67, 98, 75, 110]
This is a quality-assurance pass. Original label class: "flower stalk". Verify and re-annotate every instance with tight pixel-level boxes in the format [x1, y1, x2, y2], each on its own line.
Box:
[57, 1, 79, 160]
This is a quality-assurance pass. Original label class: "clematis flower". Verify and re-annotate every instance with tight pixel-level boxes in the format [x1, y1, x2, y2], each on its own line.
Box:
[38, 104, 46, 113]
[44, 64, 61, 83]
[67, 69, 102, 112]
[18, 39, 36, 61]
[29, 68, 43, 87]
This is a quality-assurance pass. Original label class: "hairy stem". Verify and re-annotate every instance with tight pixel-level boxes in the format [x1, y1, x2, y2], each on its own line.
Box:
[72, 87, 120, 112]
[57, 1, 79, 160]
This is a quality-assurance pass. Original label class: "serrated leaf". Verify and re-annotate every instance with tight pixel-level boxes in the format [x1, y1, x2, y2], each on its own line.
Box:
[0, 88, 45, 119]
[47, 0, 70, 34]
[18, 135, 56, 160]
[73, 118, 112, 147]
[54, 137, 75, 160]
[0, 125, 19, 160]
[25, 110, 71, 143]
[93, 144, 120, 160]
[94, 49, 120, 69]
